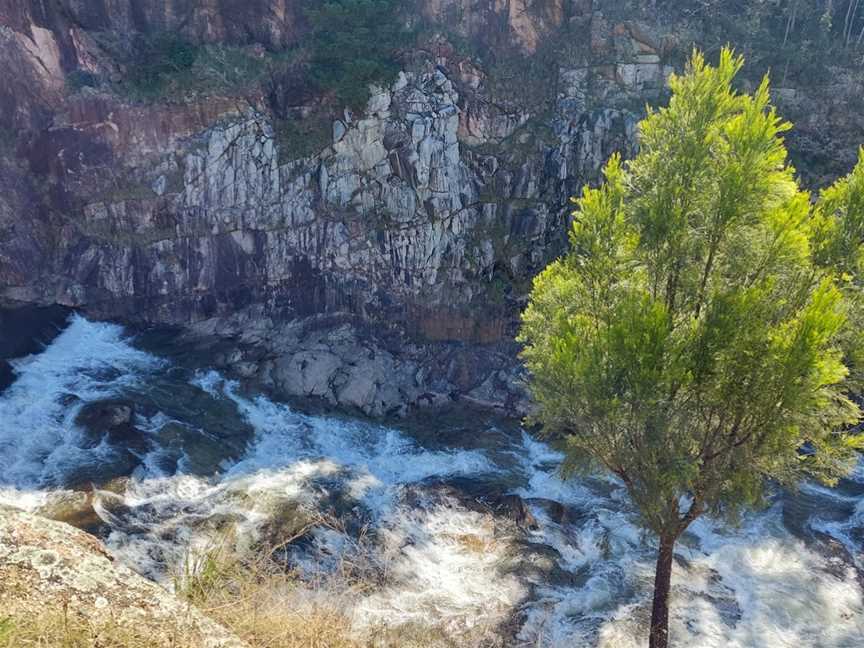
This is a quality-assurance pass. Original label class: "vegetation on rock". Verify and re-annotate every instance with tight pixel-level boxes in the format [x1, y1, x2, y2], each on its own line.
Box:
[0, 507, 245, 648]
[0, 509, 448, 647]
[305, 0, 413, 110]
[272, 112, 333, 163]
[173, 527, 460, 648]
[126, 32, 199, 96]
[519, 47, 864, 648]
[109, 33, 276, 101]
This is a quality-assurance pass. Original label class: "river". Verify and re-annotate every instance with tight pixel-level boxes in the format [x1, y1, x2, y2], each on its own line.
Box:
[0, 314, 862, 647]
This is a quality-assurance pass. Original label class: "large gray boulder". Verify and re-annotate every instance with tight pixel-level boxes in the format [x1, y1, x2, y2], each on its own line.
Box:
[0, 506, 247, 647]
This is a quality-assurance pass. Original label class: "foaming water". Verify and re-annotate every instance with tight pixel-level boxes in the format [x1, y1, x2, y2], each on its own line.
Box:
[0, 316, 862, 647]
[0, 315, 161, 502]
[352, 496, 525, 642]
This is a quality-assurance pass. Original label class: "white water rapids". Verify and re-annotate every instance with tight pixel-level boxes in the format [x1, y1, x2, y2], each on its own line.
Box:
[0, 315, 862, 647]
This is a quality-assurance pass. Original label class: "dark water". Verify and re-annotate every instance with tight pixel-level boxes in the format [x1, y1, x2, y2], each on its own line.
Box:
[0, 304, 70, 392]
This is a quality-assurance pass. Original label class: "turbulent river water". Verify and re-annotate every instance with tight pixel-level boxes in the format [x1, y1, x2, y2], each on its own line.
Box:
[1, 315, 863, 647]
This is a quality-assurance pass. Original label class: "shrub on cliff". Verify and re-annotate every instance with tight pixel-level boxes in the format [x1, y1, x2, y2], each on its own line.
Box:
[519, 48, 864, 648]
[306, 0, 412, 110]
[128, 32, 199, 96]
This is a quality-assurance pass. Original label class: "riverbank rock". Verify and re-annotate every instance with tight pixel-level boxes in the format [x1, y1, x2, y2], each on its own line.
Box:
[0, 506, 247, 648]
[190, 312, 531, 417]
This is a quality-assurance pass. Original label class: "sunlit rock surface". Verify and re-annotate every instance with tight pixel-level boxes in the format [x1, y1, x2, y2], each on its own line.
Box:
[0, 505, 247, 648]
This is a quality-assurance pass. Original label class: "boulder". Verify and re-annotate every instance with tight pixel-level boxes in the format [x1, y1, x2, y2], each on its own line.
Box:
[435, 482, 541, 531]
[0, 506, 247, 647]
[34, 490, 103, 535]
[68, 399, 149, 486]
[34, 478, 130, 534]
[495, 494, 540, 531]
[83, 399, 132, 426]
[74, 398, 150, 453]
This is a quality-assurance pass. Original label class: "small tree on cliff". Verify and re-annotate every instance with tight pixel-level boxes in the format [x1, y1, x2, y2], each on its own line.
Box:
[518, 49, 864, 648]
[306, 0, 412, 110]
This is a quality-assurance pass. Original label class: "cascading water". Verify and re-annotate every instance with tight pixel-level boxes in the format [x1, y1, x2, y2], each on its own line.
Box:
[0, 315, 164, 505]
[1, 315, 862, 647]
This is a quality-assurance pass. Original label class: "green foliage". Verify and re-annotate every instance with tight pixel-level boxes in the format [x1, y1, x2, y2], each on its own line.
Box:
[66, 69, 101, 92]
[670, 0, 864, 86]
[121, 34, 274, 101]
[188, 45, 275, 92]
[127, 32, 199, 96]
[306, 0, 412, 109]
[273, 113, 332, 163]
[812, 148, 864, 387]
[813, 148, 864, 277]
[519, 49, 864, 539]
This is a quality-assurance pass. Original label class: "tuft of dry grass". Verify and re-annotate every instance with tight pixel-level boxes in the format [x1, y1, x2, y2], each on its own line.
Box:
[176, 532, 361, 648]
[174, 521, 461, 648]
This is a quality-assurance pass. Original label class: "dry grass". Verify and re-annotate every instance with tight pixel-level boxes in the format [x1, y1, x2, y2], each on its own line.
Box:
[0, 523, 364, 648]
[1, 519, 477, 648]
[174, 522, 454, 648]
[0, 609, 201, 648]
[444, 532, 497, 553]
[176, 532, 360, 648]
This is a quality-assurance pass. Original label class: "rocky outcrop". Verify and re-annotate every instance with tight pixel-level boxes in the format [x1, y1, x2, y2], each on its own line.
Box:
[1, 0, 863, 415]
[0, 505, 246, 647]
[191, 310, 530, 416]
[73, 399, 152, 480]
[422, 0, 567, 53]
[8, 60, 630, 327]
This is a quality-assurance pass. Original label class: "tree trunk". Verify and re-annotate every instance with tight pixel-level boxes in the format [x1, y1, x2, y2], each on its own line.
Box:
[648, 533, 676, 648]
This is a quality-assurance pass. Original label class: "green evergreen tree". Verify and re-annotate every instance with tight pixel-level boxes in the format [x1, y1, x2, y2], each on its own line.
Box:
[306, 0, 411, 110]
[814, 145, 864, 277]
[518, 49, 864, 648]
[813, 146, 864, 387]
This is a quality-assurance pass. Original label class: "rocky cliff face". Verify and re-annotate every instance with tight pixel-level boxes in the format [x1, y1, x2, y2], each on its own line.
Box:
[1, 0, 863, 415]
